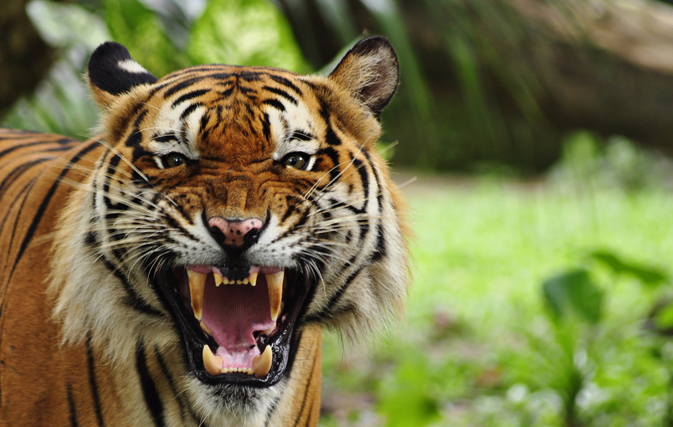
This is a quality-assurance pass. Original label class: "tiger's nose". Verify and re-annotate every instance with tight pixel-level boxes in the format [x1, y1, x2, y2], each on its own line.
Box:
[207, 217, 264, 247]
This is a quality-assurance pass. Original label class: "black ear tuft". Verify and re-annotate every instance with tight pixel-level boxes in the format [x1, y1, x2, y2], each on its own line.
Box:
[88, 42, 157, 100]
[329, 36, 400, 117]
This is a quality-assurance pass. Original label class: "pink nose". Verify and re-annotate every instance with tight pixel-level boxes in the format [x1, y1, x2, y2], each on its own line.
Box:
[208, 217, 264, 247]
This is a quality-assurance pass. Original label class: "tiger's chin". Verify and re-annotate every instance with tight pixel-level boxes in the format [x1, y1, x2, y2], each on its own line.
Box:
[155, 264, 313, 397]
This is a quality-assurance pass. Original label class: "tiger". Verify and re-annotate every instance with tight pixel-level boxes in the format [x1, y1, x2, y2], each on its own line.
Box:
[0, 36, 408, 426]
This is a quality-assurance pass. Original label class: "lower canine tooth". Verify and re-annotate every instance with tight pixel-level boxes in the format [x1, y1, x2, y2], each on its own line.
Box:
[262, 323, 276, 335]
[187, 270, 207, 320]
[202, 345, 223, 376]
[253, 345, 273, 378]
[266, 271, 284, 321]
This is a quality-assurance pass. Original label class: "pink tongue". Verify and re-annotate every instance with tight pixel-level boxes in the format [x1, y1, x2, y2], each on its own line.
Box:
[201, 275, 275, 351]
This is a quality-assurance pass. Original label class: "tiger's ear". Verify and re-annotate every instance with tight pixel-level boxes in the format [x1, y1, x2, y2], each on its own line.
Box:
[87, 42, 157, 108]
[328, 36, 399, 118]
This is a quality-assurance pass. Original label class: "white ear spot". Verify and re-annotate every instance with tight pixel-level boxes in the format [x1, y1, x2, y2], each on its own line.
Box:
[117, 59, 151, 74]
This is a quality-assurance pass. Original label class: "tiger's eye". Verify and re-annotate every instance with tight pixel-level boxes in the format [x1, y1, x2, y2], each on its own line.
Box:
[282, 152, 309, 170]
[161, 153, 188, 168]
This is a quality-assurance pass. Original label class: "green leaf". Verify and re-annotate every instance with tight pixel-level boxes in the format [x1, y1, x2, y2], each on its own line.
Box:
[590, 250, 668, 286]
[377, 356, 441, 427]
[104, 0, 187, 76]
[542, 269, 603, 324]
[27, 0, 111, 50]
[187, 0, 308, 72]
[653, 302, 673, 331]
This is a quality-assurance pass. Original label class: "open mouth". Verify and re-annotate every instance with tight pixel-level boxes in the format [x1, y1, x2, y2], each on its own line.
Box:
[158, 264, 311, 387]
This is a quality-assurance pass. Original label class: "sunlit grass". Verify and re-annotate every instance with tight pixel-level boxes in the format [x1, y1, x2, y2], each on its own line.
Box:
[320, 173, 673, 427]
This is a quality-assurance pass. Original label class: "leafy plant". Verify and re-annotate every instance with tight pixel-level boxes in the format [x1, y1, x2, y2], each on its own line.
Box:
[539, 249, 671, 427]
[2, 0, 308, 139]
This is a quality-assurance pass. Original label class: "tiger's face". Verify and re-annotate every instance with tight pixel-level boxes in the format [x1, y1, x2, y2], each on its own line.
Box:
[51, 38, 408, 423]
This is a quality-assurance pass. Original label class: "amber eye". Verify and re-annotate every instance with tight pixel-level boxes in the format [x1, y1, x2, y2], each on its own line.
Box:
[281, 152, 310, 170]
[161, 153, 188, 168]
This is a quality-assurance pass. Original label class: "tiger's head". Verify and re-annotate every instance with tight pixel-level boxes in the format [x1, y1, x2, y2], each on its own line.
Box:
[50, 37, 408, 424]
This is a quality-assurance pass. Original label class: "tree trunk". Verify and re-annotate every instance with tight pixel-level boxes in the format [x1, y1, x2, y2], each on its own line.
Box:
[0, 0, 57, 119]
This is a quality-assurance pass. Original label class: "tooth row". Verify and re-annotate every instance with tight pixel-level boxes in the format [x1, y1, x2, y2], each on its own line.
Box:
[214, 272, 258, 287]
[202, 344, 273, 378]
[187, 270, 284, 323]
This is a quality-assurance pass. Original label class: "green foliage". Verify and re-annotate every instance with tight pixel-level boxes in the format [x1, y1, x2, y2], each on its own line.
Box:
[189, 0, 308, 72]
[2, 0, 308, 138]
[104, 0, 188, 76]
[376, 350, 441, 427]
[550, 131, 673, 192]
[321, 178, 673, 426]
[543, 269, 603, 324]
[590, 250, 668, 287]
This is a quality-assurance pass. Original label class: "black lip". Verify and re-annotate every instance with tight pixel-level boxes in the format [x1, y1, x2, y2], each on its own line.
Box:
[156, 269, 311, 388]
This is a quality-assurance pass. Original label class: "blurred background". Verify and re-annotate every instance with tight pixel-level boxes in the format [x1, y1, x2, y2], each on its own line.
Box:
[3, 0, 673, 425]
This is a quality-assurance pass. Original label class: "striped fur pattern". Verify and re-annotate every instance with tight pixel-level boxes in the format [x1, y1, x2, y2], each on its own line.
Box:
[0, 37, 408, 426]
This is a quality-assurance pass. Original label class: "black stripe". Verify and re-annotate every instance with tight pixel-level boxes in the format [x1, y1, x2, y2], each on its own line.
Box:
[112, 103, 144, 143]
[292, 344, 319, 427]
[262, 112, 271, 141]
[219, 88, 234, 98]
[102, 154, 123, 210]
[0, 139, 75, 159]
[171, 89, 210, 107]
[67, 384, 80, 427]
[7, 140, 99, 284]
[0, 177, 37, 295]
[0, 157, 46, 198]
[291, 131, 313, 141]
[164, 77, 205, 98]
[200, 111, 211, 142]
[135, 340, 165, 427]
[263, 396, 281, 427]
[352, 156, 369, 205]
[360, 150, 385, 260]
[263, 86, 298, 105]
[262, 99, 285, 112]
[281, 196, 298, 223]
[162, 73, 234, 97]
[86, 336, 105, 427]
[303, 267, 364, 324]
[269, 75, 303, 95]
[126, 126, 150, 162]
[324, 124, 341, 146]
[180, 103, 204, 121]
[153, 345, 187, 423]
[317, 147, 342, 183]
[101, 258, 165, 318]
[153, 133, 178, 143]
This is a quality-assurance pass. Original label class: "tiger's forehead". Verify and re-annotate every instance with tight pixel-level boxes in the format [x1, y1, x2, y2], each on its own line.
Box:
[138, 65, 329, 160]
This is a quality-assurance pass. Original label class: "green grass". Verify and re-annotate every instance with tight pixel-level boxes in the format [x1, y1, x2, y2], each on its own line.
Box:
[320, 173, 673, 427]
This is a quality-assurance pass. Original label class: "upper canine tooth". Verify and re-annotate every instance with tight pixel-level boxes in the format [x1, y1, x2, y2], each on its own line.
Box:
[214, 273, 223, 287]
[253, 345, 273, 378]
[202, 345, 223, 376]
[187, 270, 207, 320]
[249, 272, 258, 287]
[200, 321, 212, 335]
[266, 271, 284, 321]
